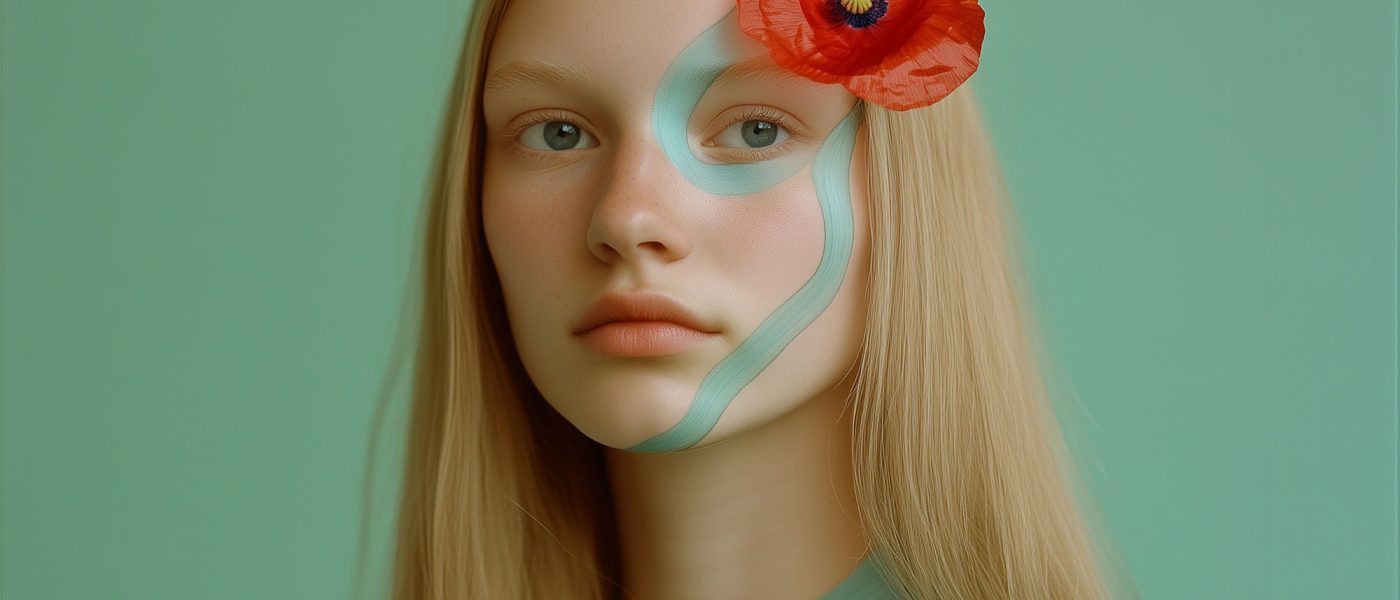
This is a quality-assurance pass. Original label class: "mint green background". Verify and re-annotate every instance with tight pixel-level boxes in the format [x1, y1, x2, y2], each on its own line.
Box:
[2, 1, 1395, 599]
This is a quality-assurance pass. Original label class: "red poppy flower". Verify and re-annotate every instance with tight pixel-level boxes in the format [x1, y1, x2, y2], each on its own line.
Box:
[736, 0, 985, 111]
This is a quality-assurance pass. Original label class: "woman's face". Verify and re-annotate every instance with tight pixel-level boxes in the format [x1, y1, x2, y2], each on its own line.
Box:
[481, 0, 870, 452]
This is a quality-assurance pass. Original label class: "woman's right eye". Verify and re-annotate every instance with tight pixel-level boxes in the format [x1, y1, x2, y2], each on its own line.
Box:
[518, 120, 598, 152]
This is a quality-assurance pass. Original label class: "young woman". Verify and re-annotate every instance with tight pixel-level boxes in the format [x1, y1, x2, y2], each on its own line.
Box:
[383, 0, 1135, 597]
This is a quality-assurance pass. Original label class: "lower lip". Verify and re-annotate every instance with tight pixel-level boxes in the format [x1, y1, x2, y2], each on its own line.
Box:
[575, 321, 715, 357]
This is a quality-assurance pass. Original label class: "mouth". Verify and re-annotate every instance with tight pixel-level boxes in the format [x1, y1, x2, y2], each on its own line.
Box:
[571, 291, 719, 358]
[575, 321, 716, 358]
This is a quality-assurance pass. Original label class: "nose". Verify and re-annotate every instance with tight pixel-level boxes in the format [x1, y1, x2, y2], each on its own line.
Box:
[585, 135, 694, 266]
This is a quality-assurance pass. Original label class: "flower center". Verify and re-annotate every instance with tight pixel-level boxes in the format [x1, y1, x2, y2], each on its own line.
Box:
[832, 0, 887, 28]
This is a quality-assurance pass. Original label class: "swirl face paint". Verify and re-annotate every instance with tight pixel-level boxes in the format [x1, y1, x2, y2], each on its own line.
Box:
[627, 9, 864, 453]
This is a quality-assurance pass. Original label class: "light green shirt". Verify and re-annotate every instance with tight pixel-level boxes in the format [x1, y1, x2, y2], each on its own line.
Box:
[822, 552, 901, 599]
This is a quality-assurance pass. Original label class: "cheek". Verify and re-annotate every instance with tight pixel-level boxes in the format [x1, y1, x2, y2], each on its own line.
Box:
[707, 136, 870, 347]
[710, 173, 829, 329]
[480, 158, 584, 341]
[697, 132, 872, 445]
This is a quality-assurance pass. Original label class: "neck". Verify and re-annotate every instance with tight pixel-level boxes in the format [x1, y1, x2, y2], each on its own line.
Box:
[602, 378, 868, 600]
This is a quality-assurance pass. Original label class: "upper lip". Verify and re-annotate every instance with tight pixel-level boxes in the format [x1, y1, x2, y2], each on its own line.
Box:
[571, 291, 717, 335]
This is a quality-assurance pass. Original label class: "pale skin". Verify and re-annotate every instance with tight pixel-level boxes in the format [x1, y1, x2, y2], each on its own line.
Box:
[480, 0, 874, 597]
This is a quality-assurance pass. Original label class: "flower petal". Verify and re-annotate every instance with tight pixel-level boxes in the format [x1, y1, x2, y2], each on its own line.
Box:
[736, 0, 985, 110]
[841, 1, 984, 109]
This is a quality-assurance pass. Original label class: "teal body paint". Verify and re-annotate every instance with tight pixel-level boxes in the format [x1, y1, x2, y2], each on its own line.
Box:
[649, 10, 810, 196]
[627, 7, 865, 453]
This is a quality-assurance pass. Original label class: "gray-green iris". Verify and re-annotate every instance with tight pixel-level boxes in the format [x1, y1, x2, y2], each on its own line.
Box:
[741, 120, 779, 147]
[543, 121, 581, 150]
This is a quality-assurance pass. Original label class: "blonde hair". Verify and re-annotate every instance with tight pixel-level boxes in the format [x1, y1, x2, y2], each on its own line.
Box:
[368, 0, 1139, 597]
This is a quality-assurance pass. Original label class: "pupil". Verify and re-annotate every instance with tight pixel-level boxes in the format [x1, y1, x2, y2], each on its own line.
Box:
[543, 121, 580, 150]
[741, 120, 778, 148]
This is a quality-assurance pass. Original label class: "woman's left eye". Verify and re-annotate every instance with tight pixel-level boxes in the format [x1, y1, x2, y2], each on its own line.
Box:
[713, 118, 791, 150]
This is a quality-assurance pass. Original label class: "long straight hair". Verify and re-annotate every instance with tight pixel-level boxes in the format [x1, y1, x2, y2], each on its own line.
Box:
[383, 0, 1138, 597]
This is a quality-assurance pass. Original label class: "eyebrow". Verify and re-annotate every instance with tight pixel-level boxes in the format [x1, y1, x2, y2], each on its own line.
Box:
[484, 60, 593, 93]
[482, 55, 804, 94]
[709, 55, 808, 87]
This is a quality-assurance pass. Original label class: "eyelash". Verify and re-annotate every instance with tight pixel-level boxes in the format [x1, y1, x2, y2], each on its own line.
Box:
[711, 105, 800, 163]
[503, 109, 583, 166]
[503, 106, 800, 163]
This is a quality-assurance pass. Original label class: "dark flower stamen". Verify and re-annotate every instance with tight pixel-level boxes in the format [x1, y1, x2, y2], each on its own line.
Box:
[831, 0, 888, 28]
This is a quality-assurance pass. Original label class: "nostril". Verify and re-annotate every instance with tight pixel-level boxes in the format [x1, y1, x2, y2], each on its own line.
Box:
[585, 206, 692, 265]
[595, 242, 622, 261]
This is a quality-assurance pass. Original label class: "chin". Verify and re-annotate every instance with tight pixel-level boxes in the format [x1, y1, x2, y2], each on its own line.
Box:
[541, 374, 701, 450]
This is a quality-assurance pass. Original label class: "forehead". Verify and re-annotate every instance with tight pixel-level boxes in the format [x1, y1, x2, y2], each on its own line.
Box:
[485, 0, 767, 101]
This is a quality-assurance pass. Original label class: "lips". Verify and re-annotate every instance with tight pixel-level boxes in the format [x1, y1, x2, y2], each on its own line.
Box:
[571, 291, 717, 336]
